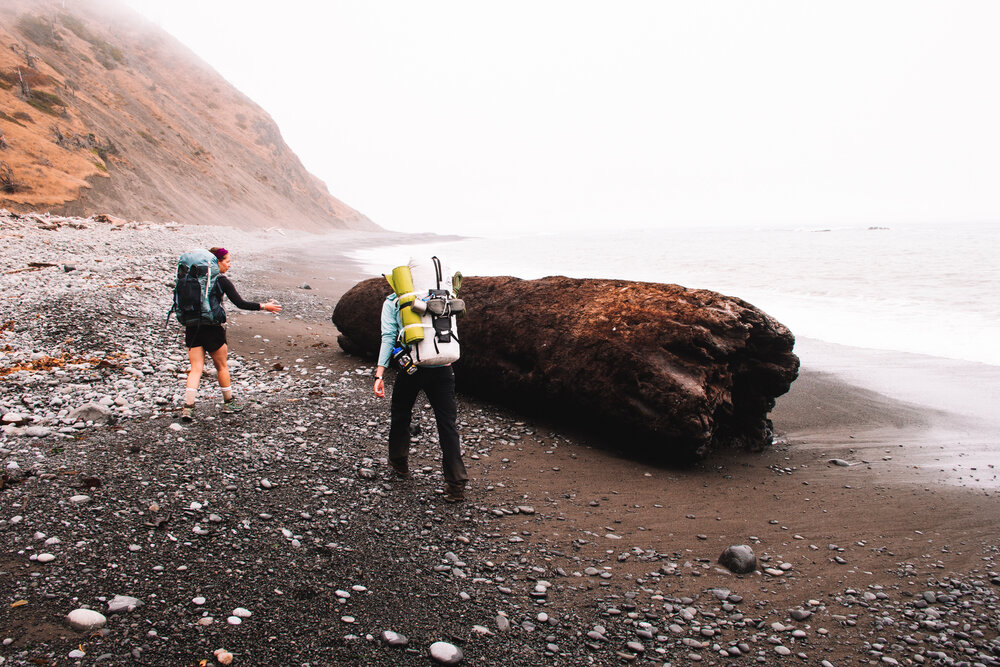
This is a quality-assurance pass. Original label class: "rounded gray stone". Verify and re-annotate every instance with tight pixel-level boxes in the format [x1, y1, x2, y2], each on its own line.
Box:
[429, 641, 464, 664]
[718, 544, 757, 574]
[66, 608, 107, 631]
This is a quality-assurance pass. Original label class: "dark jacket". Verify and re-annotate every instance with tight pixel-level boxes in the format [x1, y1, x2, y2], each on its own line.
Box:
[208, 275, 260, 323]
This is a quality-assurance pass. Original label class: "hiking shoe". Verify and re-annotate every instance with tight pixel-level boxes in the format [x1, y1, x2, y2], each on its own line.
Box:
[443, 483, 466, 503]
[221, 400, 244, 414]
[180, 406, 194, 422]
[389, 458, 409, 478]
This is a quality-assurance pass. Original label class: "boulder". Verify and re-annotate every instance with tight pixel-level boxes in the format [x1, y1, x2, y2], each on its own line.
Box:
[333, 275, 799, 459]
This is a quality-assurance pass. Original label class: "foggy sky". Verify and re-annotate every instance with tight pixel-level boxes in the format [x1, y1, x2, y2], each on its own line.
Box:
[123, 1, 1000, 235]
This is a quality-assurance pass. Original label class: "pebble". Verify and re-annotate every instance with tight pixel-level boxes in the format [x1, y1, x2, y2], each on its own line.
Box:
[107, 595, 140, 613]
[3, 213, 999, 667]
[429, 641, 464, 664]
[66, 608, 107, 631]
[381, 630, 409, 647]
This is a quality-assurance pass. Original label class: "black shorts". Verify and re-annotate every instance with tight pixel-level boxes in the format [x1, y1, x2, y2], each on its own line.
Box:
[184, 325, 227, 353]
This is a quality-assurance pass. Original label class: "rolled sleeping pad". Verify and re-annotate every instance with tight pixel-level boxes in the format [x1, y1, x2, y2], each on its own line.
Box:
[385, 265, 424, 344]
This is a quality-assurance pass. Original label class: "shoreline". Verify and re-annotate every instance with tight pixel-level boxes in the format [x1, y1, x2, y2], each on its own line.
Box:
[2, 214, 999, 666]
[261, 227, 1000, 490]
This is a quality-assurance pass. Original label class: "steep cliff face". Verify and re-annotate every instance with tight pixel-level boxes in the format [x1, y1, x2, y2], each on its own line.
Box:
[0, 0, 376, 231]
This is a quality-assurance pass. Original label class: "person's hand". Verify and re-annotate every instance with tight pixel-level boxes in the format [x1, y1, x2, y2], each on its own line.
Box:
[262, 300, 282, 313]
[373, 376, 385, 398]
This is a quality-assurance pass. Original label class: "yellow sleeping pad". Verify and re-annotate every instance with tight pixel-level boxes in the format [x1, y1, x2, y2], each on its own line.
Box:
[385, 265, 425, 344]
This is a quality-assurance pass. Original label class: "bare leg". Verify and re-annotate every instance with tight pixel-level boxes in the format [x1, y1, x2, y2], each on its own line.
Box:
[185, 347, 205, 406]
[209, 344, 232, 401]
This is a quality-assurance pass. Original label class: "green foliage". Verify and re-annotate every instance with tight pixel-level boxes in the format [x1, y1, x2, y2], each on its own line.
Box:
[89, 138, 117, 161]
[58, 13, 95, 43]
[26, 90, 66, 116]
[93, 161, 107, 174]
[57, 12, 124, 68]
[93, 43, 124, 70]
[17, 15, 60, 48]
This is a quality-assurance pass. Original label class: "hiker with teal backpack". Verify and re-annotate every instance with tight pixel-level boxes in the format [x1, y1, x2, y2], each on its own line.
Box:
[169, 247, 281, 421]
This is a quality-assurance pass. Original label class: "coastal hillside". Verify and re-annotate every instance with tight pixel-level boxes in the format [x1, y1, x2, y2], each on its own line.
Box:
[0, 0, 375, 232]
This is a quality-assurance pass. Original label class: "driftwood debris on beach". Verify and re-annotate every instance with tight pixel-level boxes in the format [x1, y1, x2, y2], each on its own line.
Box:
[333, 275, 800, 459]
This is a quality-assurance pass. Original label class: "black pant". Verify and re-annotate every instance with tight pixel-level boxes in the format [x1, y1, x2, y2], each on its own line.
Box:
[388, 366, 468, 486]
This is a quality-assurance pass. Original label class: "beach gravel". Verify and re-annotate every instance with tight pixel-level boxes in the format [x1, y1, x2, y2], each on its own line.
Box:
[2, 210, 1000, 666]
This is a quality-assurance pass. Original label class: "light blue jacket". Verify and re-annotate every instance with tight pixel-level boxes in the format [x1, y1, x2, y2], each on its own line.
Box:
[378, 294, 449, 369]
[377, 295, 403, 368]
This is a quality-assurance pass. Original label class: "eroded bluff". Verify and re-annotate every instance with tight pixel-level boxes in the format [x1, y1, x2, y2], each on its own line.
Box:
[333, 276, 799, 460]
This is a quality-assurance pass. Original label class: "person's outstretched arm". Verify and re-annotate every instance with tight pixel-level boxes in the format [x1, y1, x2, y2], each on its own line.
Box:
[217, 275, 281, 313]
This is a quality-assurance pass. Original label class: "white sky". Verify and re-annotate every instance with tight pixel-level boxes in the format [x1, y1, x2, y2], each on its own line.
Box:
[121, 1, 1000, 235]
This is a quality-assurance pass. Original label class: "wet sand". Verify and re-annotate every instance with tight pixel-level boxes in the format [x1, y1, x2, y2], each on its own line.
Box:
[241, 231, 1000, 594]
[252, 230, 1000, 491]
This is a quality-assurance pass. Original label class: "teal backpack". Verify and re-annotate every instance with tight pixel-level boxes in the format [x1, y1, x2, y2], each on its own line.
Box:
[167, 249, 220, 326]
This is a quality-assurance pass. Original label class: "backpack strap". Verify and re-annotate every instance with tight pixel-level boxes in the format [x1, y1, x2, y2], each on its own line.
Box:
[432, 256, 443, 290]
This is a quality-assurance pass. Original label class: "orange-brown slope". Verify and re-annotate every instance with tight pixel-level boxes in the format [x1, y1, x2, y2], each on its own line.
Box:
[0, 0, 376, 231]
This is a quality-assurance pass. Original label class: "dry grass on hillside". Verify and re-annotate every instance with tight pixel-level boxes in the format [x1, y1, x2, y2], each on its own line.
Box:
[0, 0, 375, 231]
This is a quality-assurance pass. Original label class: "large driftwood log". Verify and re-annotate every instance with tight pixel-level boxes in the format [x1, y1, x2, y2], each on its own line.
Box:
[333, 276, 799, 460]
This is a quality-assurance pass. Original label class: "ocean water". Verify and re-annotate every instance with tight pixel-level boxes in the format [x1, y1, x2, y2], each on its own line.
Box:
[350, 221, 1000, 367]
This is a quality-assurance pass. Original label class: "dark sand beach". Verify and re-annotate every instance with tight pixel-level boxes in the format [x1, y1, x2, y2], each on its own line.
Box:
[3, 225, 998, 666]
[241, 234, 1000, 661]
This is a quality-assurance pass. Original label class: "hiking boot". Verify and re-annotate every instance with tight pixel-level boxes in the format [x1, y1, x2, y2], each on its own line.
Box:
[389, 458, 409, 478]
[221, 399, 244, 414]
[443, 482, 466, 503]
[180, 406, 194, 422]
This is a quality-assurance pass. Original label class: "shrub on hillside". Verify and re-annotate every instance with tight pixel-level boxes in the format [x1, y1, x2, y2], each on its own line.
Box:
[93, 43, 125, 70]
[17, 15, 63, 49]
[56, 12, 125, 69]
[17, 68, 53, 88]
[27, 90, 66, 116]
[0, 162, 25, 194]
[0, 110, 24, 126]
[58, 13, 96, 43]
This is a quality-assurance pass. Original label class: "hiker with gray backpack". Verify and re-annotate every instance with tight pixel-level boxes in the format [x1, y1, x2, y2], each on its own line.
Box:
[168, 247, 281, 421]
